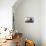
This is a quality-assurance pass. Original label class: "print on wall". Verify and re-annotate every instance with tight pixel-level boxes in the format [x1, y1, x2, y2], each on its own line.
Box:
[25, 17, 34, 23]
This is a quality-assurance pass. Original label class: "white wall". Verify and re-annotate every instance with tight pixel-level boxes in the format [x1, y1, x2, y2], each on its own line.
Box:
[13, 0, 41, 46]
[0, 0, 16, 30]
[41, 0, 46, 46]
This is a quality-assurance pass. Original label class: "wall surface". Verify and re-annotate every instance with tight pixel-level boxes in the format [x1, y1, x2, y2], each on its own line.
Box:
[13, 0, 41, 46]
[41, 0, 46, 46]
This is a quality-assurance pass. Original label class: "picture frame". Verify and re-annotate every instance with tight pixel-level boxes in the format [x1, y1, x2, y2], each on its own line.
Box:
[25, 17, 34, 23]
